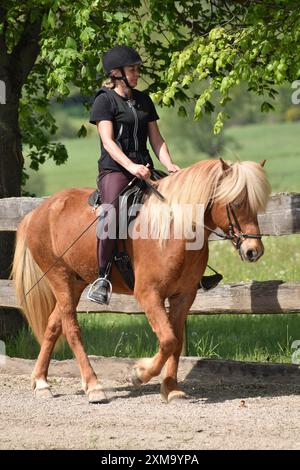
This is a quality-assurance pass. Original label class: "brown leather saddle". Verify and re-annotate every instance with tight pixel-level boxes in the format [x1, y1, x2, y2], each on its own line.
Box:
[87, 168, 167, 210]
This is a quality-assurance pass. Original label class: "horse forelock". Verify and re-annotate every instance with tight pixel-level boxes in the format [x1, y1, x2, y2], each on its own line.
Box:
[214, 160, 271, 213]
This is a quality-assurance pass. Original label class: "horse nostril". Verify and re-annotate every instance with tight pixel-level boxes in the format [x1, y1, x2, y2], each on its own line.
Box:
[246, 249, 256, 260]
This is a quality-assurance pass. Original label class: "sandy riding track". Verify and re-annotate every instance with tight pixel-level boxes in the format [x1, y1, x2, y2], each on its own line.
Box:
[0, 356, 299, 450]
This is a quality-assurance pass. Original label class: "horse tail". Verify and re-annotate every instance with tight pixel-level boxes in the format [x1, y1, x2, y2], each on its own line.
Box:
[12, 212, 56, 345]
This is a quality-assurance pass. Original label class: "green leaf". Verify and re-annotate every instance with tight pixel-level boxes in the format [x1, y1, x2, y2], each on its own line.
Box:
[177, 105, 187, 117]
[181, 75, 193, 87]
[114, 12, 128, 22]
[57, 82, 70, 96]
[77, 125, 87, 138]
[48, 10, 56, 29]
[204, 101, 215, 114]
[29, 160, 39, 171]
[213, 112, 229, 134]
[194, 96, 205, 118]
[80, 27, 95, 44]
[66, 37, 77, 50]
[81, 65, 87, 78]
[103, 11, 113, 22]
[261, 101, 275, 113]
[220, 96, 232, 106]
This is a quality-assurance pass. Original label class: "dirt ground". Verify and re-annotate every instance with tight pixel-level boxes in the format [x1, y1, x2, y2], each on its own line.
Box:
[0, 356, 299, 450]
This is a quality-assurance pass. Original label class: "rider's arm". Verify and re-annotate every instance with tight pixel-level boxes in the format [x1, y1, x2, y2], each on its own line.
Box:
[148, 121, 180, 173]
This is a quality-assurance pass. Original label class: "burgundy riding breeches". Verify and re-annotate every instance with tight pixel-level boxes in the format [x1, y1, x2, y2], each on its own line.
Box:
[97, 171, 132, 272]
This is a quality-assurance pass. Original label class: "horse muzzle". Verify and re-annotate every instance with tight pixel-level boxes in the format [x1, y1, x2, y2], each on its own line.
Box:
[239, 239, 264, 262]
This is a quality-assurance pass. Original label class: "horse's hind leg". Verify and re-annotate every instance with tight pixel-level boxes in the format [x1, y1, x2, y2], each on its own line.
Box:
[31, 278, 82, 397]
[33, 276, 107, 403]
[132, 290, 178, 385]
[31, 303, 62, 398]
[161, 291, 196, 403]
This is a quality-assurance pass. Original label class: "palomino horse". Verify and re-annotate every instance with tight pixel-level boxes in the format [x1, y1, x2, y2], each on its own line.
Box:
[12, 159, 270, 403]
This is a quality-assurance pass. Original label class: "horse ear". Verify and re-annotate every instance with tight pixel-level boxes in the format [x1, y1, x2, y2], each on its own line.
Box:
[260, 159, 267, 167]
[219, 158, 231, 172]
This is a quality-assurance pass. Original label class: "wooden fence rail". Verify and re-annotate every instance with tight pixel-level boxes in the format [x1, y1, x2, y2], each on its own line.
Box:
[0, 192, 299, 316]
[1, 279, 300, 314]
[1, 192, 300, 234]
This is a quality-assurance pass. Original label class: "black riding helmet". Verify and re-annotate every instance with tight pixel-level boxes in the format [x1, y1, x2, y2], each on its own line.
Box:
[103, 45, 142, 89]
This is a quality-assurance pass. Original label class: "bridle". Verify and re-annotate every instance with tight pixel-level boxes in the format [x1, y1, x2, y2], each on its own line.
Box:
[205, 203, 262, 251]
[226, 204, 262, 249]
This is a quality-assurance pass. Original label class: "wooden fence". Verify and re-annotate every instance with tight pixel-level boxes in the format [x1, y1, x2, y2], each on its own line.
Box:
[0, 192, 300, 315]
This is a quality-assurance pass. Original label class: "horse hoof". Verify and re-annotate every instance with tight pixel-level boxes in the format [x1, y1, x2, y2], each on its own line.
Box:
[160, 385, 188, 404]
[131, 368, 143, 388]
[34, 387, 53, 399]
[88, 386, 108, 404]
[168, 390, 188, 403]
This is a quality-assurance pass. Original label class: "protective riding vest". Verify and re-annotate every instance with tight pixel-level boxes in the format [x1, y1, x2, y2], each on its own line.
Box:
[91, 87, 156, 174]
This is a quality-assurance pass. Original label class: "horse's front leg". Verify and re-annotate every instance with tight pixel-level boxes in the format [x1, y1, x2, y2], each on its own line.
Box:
[132, 289, 178, 386]
[161, 290, 197, 403]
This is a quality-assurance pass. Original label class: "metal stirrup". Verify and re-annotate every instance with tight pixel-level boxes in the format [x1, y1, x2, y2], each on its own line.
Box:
[87, 278, 113, 304]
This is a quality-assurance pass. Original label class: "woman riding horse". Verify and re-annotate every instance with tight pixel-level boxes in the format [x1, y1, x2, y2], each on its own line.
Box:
[12, 157, 270, 403]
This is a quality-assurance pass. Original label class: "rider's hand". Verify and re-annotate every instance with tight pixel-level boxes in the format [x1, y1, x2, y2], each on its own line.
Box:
[167, 163, 180, 173]
[129, 163, 151, 180]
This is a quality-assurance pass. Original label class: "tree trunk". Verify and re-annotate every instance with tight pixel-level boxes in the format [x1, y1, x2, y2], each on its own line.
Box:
[0, 14, 42, 340]
[0, 102, 26, 340]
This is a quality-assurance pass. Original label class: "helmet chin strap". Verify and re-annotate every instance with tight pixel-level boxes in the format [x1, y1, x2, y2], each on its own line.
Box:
[111, 67, 133, 99]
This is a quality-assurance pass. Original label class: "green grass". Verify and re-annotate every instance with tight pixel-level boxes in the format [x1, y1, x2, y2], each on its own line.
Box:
[207, 235, 300, 283]
[6, 314, 157, 360]
[25, 135, 100, 196]
[6, 313, 299, 364]
[187, 314, 300, 363]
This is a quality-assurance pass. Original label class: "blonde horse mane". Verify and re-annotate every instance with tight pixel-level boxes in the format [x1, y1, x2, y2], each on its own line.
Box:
[143, 159, 271, 242]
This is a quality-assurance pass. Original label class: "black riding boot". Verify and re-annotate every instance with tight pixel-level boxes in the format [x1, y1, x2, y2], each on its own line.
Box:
[198, 264, 223, 291]
[198, 273, 223, 291]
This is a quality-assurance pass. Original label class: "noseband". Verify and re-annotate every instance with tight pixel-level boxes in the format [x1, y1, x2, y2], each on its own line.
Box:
[226, 204, 262, 250]
[205, 204, 262, 250]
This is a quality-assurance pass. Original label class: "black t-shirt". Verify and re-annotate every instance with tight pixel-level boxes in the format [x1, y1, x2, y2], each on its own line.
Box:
[89, 87, 159, 173]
